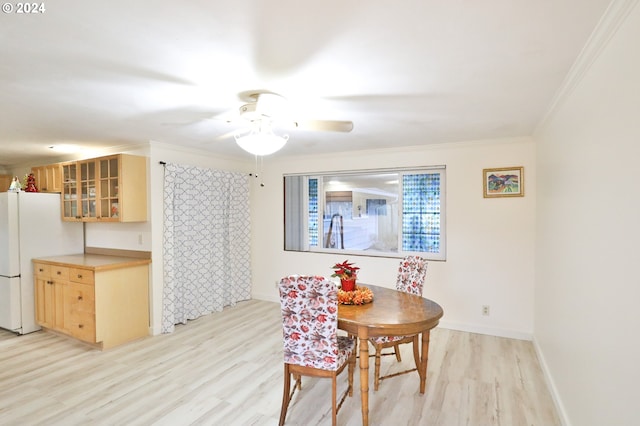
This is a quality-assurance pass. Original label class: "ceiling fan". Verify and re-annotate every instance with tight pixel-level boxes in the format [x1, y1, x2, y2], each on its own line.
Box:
[236, 92, 354, 131]
[217, 91, 354, 156]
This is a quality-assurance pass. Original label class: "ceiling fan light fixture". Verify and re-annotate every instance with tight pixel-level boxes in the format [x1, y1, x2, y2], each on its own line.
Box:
[255, 93, 288, 117]
[234, 130, 289, 156]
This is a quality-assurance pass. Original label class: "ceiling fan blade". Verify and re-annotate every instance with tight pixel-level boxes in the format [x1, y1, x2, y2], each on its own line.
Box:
[214, 128, 249, 141]
[154, 110, 218, 127]
[293, 119, 354, 133]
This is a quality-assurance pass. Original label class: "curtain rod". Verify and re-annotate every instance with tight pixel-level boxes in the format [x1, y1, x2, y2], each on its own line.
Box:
[160, 160, 255, 177]
[158, 161, 262, 186]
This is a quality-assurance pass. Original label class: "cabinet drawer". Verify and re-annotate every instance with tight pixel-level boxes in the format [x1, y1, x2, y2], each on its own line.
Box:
[66, 283, 95, 313]
[34, 263, 51, 278]
[70, 268, 94, 285]
[66, 311, 96, 342]
[51, 266, 70, 281]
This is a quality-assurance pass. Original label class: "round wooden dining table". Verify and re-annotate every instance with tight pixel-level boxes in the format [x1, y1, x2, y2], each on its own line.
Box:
[338, 284, 444, 426]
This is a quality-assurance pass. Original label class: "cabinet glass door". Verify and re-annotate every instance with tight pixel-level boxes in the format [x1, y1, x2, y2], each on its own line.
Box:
[80, 160, 97, 219]
[62, 163, 78, 219]
[99, 157, 119, 219]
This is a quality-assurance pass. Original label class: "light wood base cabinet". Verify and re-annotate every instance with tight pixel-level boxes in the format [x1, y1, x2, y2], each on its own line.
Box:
[34, 256, 150, 349]
[34, 263, 65, 330]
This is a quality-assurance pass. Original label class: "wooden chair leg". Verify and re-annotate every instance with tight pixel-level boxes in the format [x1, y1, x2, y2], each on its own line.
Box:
[331, 375, 338, 426]
[279, 364, 291, 426]
[348, 341, 356, 396]
[394, 343, 402, 362]
[374, 345, 382, 391]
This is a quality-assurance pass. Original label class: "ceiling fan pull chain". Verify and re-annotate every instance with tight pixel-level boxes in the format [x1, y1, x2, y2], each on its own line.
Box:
[259, 156, 265, 187]
[249, 155, 265, 187]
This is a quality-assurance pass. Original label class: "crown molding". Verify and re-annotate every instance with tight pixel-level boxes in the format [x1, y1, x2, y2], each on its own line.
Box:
[535, 0, 639, 133]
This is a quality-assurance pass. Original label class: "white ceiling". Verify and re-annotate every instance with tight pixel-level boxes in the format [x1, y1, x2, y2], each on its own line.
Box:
[0, 0, 613, 167]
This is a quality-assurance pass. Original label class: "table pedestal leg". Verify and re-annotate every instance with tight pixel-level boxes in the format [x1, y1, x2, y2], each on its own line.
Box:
[358, 326, 369, 426]
[419, 331, 431, 394]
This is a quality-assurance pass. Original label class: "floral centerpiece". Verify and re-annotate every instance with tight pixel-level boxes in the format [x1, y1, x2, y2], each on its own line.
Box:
[338, 285, 374, 305]
[331, 260, 373, 304]
[331, 260, 359, 291]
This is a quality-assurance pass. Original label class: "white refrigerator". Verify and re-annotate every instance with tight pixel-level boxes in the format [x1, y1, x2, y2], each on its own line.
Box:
[0, 191, 84, 334]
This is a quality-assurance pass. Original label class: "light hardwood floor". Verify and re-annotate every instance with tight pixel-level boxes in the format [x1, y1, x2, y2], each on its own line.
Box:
[0, 300, 560, 425]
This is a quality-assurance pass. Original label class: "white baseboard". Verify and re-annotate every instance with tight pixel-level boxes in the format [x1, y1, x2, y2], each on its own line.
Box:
[436, 320, 533, 341]
[532, 337, 570, 426]
[252, 291, 279, 304]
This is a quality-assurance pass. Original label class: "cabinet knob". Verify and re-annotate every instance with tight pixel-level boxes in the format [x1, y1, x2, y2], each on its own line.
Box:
[56, 271, 61, 275]
[77, 274, 83, 279]
[78, 324, 84, 329]
[39, 268, 44, 272]
[47, 280, 53, 285]
[78, 295, 83, 301]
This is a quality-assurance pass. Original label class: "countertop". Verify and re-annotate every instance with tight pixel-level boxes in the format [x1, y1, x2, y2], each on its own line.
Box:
[33, 253, 151, 272]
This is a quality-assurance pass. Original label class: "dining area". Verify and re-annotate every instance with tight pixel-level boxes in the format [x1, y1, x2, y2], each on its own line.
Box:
[277, 256, 444, 426]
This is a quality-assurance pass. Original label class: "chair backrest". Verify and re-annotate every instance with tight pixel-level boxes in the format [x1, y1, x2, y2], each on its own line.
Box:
[278, 275, 340, 371]
[395, 255, 427, 296]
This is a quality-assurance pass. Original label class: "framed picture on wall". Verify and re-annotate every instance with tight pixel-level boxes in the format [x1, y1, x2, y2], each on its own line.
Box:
[483, 166, 524, 198]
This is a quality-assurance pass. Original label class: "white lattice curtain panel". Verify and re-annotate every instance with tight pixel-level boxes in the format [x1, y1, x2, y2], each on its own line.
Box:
[161, 162, 251, 333]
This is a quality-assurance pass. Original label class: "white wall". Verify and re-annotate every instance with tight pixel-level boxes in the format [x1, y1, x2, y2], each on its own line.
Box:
[15, 136, 535, 339]
[534, 1, 640, 425]
[252, 138, 537, 339]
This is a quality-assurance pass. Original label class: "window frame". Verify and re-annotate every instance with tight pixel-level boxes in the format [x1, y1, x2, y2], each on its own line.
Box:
[284, 166, 446, 261]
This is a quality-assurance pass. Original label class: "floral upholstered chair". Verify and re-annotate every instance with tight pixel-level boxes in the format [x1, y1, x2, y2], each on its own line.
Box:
[369, 255, 427, 390]
[278, 275, 356, 426]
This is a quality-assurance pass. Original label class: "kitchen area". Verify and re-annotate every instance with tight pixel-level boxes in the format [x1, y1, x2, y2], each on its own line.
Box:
[0, 153, 152, 349]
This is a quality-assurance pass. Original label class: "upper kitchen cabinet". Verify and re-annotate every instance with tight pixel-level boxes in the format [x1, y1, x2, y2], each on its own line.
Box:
[31, 163, 62, 192]
[61, 154, 147, 222]
[0, 174, 12, 191]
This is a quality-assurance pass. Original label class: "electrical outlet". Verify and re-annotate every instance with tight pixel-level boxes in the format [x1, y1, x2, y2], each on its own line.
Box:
[482, 305, 490, 316]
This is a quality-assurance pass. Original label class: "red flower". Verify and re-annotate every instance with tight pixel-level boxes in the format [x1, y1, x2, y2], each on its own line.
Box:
[298, 284, 307, 290]
[327, 306, 337, 314]
[288, 290, 298, 298]
[300, 325, 309, 333]
[323, 356, 336, 364]
[317, 314, 327, 323]
[330, 260, 360, 280]
[290, 332, 301, 340]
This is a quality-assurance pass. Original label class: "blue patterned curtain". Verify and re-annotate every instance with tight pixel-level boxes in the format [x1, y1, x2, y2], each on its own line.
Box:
[161, 163, 251, 333]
